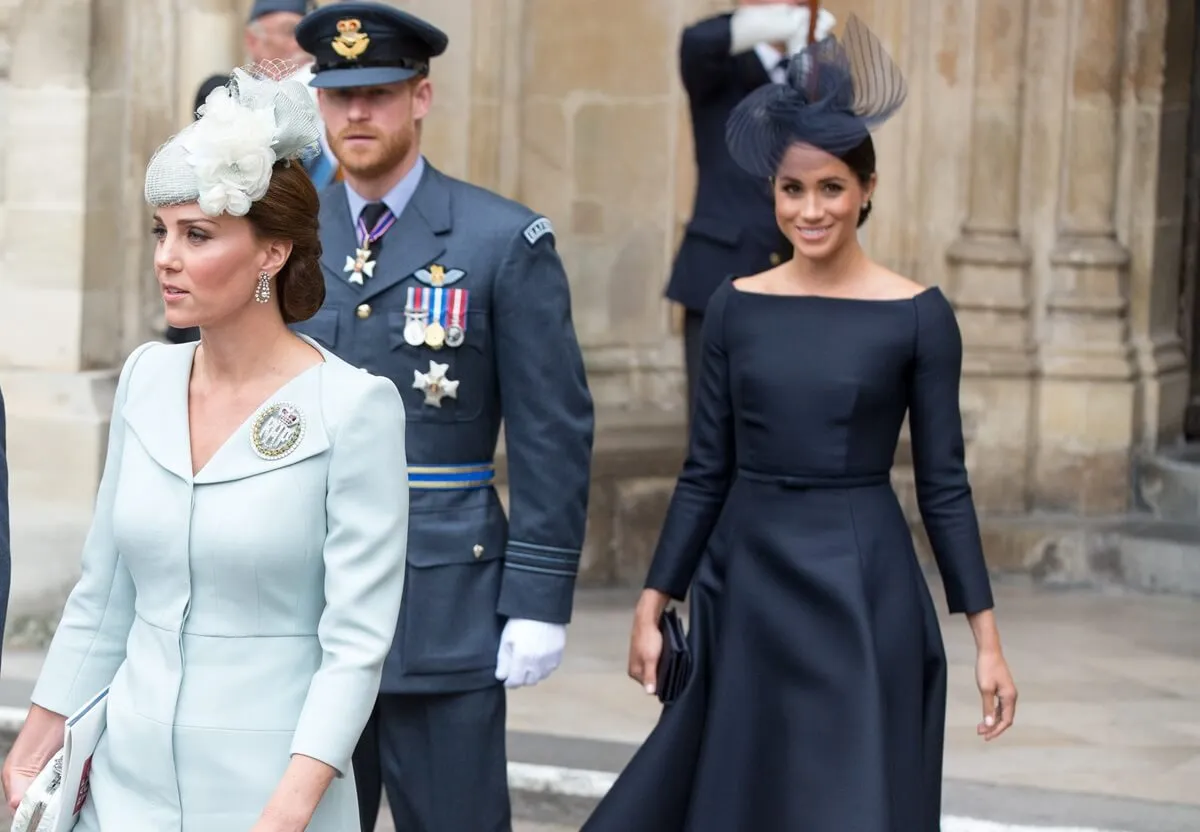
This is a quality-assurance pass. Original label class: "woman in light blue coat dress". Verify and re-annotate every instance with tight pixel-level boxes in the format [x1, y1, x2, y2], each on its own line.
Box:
[2, 63, 409, 831]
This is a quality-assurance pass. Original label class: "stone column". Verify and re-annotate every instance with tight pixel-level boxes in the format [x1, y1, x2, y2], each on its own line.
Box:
[176, 0, 242, 128]
[0, 0, 110, 609]
[1123, 0, 1194, 446]
[944, 0, 1035, 512]
[1034, 0, 1136, 513]
[518, 0, 685, 412]
[0, 0, 179, 616]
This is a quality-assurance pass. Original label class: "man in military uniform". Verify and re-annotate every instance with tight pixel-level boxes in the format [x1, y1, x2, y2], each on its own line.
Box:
[669, 2, 835, 411]
[293, 4, 594, 830]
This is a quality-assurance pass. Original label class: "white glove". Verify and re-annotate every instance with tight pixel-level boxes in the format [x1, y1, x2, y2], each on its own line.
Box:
[494, 619, 567, 689]
[729, 4, 805, 55]
[785, 9, 838, 58]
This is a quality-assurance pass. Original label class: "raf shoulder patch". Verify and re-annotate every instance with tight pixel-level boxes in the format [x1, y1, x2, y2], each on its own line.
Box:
[413, 264, 466, 287]
[523, 217, 554, 247]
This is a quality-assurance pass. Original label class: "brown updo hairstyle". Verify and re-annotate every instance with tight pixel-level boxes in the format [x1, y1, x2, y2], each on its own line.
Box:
[838, 135, 877, 228]
[244, 159, 325, 324]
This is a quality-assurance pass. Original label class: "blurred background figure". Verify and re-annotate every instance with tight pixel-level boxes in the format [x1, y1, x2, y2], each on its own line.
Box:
[193, 0, 313, 113]
[169, 0, 339, 346]
[667, 1, 835, 417]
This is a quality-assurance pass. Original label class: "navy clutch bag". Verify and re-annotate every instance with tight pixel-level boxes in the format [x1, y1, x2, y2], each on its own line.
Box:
[656, 608, 691, 705]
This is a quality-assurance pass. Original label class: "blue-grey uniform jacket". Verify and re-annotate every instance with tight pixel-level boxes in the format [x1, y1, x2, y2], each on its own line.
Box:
[294, 162, 595, 695]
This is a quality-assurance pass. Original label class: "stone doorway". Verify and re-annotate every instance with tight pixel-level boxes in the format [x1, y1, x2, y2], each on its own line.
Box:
[1185, 1, 1200, 440]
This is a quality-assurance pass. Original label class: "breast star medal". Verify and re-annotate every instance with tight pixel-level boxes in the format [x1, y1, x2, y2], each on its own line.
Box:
[413, 360, 459, 408]
[251, 402, 305, 460]
[344, 247, 376, 285]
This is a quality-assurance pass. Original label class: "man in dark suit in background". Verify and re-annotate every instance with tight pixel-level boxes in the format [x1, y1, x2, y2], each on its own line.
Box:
[0, 386, 11, 670]
[668, 2, 835, 412]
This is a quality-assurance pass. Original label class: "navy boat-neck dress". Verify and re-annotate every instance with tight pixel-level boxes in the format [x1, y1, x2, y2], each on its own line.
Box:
[583, 277, 995, 831]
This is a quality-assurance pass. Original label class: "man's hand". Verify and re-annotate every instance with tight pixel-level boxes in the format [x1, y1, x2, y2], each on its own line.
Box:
[494, 619, 567, 688]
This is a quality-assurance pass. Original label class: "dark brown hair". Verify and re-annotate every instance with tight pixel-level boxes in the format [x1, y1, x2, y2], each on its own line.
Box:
[839, 135, 877, 228]
[245, 160, 325, 323]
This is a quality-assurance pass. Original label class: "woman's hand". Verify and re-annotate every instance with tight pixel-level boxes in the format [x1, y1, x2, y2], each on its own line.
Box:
[975, 648, 1017, 741]
[3, 762, 37, 813]
[2, 705, 67, 812]
[628, 589, 670, 695]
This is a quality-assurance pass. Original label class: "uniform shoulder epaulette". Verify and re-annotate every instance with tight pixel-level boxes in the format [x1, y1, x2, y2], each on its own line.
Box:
[522, 216, 554, 247]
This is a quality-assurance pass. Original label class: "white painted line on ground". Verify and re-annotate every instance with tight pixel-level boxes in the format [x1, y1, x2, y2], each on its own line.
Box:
[508, 761, 616, 797]
[0, 716, 1132, 832]
[942, 821, 1128, 832]
[505, 762, 1131, 832]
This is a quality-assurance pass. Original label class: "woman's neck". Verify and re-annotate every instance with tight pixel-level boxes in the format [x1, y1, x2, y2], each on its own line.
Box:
[784, 237, 871, 293]
[194, 311, 294, 389]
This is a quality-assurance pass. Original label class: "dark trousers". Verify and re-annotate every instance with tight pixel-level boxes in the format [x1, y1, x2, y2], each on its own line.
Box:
[354, 687, 511, 832]
[683, 309, 706, 423]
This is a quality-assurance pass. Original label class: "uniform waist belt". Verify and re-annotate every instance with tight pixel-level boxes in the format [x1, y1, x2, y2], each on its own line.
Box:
[737, 469, 890, 489]
[408, 462, 495, 490]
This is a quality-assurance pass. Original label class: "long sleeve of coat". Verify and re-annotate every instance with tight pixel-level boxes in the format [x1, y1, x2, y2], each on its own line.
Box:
[492, 218, 595, 625]
[644, 282, 736, 599]
[31, 342, 157, 716]
[289, 376, 409, 775]
[909, 290, 994, 615]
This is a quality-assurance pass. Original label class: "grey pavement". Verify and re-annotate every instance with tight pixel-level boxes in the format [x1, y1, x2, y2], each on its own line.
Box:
[2, 575, 1199, 830]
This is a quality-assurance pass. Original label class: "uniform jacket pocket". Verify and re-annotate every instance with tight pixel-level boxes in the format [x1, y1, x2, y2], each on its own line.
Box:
[399, 503, 507, 676]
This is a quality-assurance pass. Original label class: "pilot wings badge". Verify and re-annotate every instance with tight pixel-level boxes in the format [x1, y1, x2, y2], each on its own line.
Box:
[414, 264, 466, 287]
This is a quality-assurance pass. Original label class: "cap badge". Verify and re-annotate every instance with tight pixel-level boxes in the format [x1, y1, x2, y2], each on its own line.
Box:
[332, 18, 370, 61]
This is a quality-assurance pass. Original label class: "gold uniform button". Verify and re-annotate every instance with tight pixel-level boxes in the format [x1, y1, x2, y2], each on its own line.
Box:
[355, 303, 371, 319]
[473, 544, 484, 559]
[769, 252, 782, 266]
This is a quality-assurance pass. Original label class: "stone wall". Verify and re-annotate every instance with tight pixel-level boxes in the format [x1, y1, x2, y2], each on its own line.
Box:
[0, 0, 1195, 617]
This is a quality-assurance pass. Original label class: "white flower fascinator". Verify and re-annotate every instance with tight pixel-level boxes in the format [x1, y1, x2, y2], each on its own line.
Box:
[144, 60, 322, 217]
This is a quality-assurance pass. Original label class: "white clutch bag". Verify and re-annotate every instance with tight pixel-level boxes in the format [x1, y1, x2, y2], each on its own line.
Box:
[12, 688, 110, 832]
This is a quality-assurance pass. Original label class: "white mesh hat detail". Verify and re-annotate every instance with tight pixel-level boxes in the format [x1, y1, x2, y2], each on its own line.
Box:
[144, 59, 322, 217]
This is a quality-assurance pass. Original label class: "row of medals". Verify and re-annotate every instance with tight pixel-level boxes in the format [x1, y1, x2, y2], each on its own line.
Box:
[348, 241, 465, 351]
[403, 309, 464, 351]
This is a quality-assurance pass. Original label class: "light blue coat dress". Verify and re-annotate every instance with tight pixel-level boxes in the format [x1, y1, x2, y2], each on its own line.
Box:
[30, 337, 409, 831]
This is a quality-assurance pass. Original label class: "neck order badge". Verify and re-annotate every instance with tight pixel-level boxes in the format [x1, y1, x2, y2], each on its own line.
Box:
[345, 205, 396, 285]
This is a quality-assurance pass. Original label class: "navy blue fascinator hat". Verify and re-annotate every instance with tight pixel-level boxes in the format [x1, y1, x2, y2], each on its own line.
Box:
[725, 15, 907, 178]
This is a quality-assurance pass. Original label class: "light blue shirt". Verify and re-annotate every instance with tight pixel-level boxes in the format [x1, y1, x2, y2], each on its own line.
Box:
[345, 155, 426, 228]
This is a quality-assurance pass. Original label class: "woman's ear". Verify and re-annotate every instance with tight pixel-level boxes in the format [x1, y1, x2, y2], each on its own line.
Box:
[863, 172, 878, 205]
[262, 238, 293, 276]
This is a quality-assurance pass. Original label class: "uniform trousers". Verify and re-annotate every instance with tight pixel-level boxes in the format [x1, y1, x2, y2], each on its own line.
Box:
[353, 686, 511, 832]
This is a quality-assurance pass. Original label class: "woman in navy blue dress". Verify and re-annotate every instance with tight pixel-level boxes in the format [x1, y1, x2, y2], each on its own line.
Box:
[583, 17, 1018, 832]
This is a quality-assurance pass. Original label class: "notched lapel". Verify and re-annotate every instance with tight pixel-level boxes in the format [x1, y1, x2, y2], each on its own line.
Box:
[121, 345, 195, 483]
[319, 186, 358, 285]
[193, 367, 331, 486]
